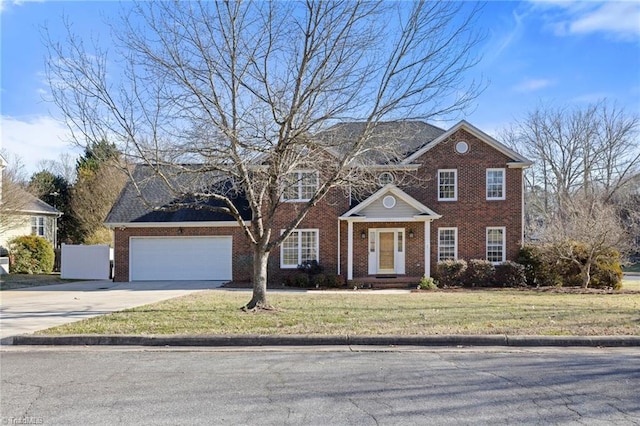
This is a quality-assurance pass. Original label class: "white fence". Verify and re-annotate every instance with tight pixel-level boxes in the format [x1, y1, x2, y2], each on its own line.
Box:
[61, 244, 111, 280]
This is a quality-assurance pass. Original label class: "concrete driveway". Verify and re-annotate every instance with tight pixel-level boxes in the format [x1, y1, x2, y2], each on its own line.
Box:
[0, 280, 225, 343]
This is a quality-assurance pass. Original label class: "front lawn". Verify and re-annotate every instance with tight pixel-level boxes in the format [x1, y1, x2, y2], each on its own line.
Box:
[0, 274, 80, 290]
[39, 289, 640, 336]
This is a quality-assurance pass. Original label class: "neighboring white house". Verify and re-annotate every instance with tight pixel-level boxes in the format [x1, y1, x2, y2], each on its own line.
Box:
[0, 155, 62, 255]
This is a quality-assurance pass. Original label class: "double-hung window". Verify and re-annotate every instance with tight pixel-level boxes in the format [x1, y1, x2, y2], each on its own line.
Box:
[438, 169, 457, 201]
[280, 229, 319, 268]
[486, 227, 505, 263]
[486, 168, 505, 200]
[282, 171, 318, 202]
[31, 216, 45, 237]
[438, 228, 457, 261]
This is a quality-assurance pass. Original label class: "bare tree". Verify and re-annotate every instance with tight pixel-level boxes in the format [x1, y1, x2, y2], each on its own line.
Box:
[506, 101, 639, 214]
[541, 194, 630, 288]
[0, 153, 30, 236]
[45, 1, 484, 309]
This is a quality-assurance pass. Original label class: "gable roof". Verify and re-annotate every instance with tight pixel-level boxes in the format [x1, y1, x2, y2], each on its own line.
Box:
[340, 184, 441, 220]
[402, 120, 533, 167]
[316, 121, 446, 164]
[2, 188, 62, 216]
[22, 193, 62, 216]
[105, 164, 251, 226]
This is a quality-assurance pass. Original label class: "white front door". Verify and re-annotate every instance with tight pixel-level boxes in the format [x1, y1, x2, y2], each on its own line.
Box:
[368, 228, 405, 275]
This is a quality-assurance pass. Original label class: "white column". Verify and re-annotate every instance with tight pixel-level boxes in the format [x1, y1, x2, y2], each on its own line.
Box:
[424, 220, 431, 277]
[347, 220, 353, 280]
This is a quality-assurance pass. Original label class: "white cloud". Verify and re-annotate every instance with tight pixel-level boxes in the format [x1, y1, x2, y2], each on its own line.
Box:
[513, 78, 554, 93]
[530, 1, 640, 41]
[0, 115, 79, 175]
[0, 0, 45, 14]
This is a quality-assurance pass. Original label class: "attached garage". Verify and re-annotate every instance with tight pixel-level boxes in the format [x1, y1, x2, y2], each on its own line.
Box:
[130, 236, 232, 281]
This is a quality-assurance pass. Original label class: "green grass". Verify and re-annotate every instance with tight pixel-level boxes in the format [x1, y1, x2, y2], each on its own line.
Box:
[623, 279, 640, 291]
[0, 274, 82, 290]
[40, 289, 640, 336]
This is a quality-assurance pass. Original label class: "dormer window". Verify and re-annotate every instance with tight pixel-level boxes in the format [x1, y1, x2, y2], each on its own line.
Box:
[282, 171, 318, 202]
[378, 172, 394, 186]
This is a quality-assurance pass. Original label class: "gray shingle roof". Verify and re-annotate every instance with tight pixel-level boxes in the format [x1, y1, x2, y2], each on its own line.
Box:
[316, 121, 446, 164]
[105, 165, 251, 224]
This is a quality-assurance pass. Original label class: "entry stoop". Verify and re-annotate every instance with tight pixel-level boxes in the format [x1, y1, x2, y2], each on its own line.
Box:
[348, 276, 422, 289]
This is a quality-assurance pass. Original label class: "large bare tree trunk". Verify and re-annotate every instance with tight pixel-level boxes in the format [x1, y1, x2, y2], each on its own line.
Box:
[243, 246, 271, 310]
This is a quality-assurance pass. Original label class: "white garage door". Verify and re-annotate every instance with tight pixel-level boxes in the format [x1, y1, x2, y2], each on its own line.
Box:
[130, 237, 232, 281]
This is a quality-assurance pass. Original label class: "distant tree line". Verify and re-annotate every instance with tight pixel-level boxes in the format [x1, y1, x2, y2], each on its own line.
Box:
[24, 139, 126, 246]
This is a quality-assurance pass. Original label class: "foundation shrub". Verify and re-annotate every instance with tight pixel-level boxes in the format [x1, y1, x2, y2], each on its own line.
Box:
[462, 259, 495, 287]
[433, 259, 467, 287]
[493, 261, 526, 287]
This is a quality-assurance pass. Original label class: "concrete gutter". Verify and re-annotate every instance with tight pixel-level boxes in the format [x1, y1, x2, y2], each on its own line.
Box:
[10, 334, 640, 347]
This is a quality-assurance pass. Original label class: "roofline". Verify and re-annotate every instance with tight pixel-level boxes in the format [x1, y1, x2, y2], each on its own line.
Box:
[4, 209, 62, 217]
[105, 221, 243, 229]
[401, 120, 533, 165]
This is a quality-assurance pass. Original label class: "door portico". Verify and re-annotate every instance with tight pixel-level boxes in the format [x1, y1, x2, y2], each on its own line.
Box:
[339, 184, 441, 281]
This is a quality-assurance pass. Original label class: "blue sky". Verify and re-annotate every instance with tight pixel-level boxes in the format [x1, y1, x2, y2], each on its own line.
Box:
[1, 0, 639, 175]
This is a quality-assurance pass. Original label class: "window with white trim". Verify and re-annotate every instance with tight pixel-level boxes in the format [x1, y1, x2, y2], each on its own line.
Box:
[438, 169, 457, 201]
[438, 227, 457, 261]
[31, 216, 45, 237]
[282, 171, 318, 201]
[486, 168, 505, 200]
[280, 229, 319, 268]
[486, 227, 505, 263]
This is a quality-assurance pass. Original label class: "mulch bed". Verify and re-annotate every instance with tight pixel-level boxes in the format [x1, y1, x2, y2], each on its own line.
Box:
[221, 281, 640, 294]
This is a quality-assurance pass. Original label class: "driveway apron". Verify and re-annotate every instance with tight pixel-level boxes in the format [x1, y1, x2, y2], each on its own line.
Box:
[0, 281, 224, 343]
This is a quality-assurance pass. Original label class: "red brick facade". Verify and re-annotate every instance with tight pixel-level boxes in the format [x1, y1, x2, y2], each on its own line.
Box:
[111, 124, 528, 283]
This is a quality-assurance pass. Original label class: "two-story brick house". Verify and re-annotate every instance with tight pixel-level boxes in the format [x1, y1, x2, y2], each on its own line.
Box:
[106, 120, 531, 283]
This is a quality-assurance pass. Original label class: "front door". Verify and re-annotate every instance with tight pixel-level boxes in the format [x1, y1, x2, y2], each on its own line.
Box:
[368, 228, 405, 275]
[378, 232, 395, 272]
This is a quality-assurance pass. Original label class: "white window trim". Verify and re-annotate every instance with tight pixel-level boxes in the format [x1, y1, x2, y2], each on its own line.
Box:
[486, 226, 506, 264]
[437, 169, 458, 201]
[486, 168, 506, 200]
[437, 227, 458, 261]
[281, 170, 319, 202]
[32, 216, 45, 237]
[280, 228, 319, 269]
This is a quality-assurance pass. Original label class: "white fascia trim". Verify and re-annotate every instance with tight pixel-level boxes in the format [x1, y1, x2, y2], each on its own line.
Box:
[339, 215, 440, 223]
[402, 120, 533, 165]
[339, 216, 367, 222]
[507, 161, 533, 169]
[349, 164, 420, 171]
[105, 221, 242, 229]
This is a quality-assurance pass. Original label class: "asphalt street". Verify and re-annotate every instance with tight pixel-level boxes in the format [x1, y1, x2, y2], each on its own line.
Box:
[1, 346, 638, 425]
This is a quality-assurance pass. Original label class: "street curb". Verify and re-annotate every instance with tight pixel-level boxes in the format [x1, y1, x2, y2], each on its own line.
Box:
[10, 334, 640, 347]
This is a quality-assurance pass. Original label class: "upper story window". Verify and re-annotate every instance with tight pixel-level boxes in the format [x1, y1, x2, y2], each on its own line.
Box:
[31, 216, 45, 237]
[438, 169, 457, 201]
[455, 141, 469, 154]
[282, 171, 318, 202]
[486, 227, 505, 263]
[378, 172, 394, 186]
[281, 229, 319, 268]
[486, 168, 505, 200]
[438, 227, 457, 261]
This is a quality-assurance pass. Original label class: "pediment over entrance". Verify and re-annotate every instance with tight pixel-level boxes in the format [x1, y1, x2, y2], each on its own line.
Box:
[339, 184, 441, 221]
